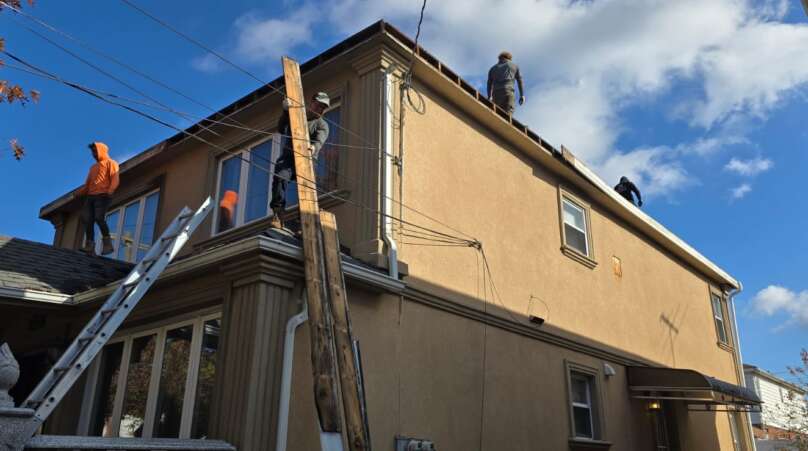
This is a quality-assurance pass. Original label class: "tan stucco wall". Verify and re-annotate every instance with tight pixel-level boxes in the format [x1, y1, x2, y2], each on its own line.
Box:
[398, 79, 739, 380]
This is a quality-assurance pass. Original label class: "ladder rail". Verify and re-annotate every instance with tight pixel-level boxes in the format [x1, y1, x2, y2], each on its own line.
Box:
[22, 206, 191, 409]
[22, 198, 211, 427]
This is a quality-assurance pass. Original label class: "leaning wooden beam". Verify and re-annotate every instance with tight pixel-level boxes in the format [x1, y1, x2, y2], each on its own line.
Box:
[320, 211, 369, 451]
[281, 56, 342, 434]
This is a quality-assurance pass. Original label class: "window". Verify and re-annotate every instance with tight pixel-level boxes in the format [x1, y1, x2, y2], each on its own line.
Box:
[212, 104, 342, 234]
[566, 362, 603, 441]
[94, 190, 161, 262]
[728, 412, 743, 451]
[559, 190, 596, 268]
[83, 314, 221, 439]
[710, 293, 729, 345]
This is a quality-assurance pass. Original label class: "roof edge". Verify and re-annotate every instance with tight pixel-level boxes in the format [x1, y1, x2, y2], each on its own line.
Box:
[0, 286, 72, 304]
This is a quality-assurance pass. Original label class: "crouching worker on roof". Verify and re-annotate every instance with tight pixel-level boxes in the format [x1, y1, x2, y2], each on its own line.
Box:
[78, 142, 120, 255]
[269, 91, 331, 229]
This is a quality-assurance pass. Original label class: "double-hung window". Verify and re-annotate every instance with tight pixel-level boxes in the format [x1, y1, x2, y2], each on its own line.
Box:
[566, 362, 604, 443]
[212, 104, 342, 234]
[710, 293, 729, 345]
[81, 314, 221, 439]
[93, 190, 160, 262]
[559, 190, 596, 268]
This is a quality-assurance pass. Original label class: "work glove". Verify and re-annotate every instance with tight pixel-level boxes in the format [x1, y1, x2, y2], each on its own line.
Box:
[638, 200, 643, 207]
[519, 96, 526, 105]
[282, 98, 290, 110]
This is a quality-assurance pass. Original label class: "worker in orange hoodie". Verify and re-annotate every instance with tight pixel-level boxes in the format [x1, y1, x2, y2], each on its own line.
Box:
[78, 142, 120, 255]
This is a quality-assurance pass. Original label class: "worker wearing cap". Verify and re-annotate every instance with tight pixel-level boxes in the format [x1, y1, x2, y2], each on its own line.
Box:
[487, 51, 525, 114]
[77, 142, 120, 255]
[269, 91, 331, 229]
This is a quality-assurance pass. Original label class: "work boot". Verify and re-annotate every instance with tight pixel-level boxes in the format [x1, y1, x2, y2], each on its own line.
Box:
[269, 211, 283, 229]
[101, 237, 114, 255]
[81, 241, 96, 255]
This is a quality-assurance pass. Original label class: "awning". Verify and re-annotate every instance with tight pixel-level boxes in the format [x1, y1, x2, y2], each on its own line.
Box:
[627, 366, 761, 410]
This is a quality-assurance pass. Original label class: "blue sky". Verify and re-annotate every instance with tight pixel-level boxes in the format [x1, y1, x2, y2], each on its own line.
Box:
[1, 0, 807, 381]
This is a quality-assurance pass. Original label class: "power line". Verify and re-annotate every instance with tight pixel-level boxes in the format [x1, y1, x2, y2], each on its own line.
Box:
[118, 0, 380, 154]
[3, 51, 476, 248]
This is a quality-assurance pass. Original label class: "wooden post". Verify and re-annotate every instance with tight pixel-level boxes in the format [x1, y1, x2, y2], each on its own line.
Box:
[320, 211, 370, 451]
[281, 56, 342, 433]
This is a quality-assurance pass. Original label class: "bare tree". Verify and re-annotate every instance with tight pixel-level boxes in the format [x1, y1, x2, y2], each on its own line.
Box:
[0, 0, 40, 161]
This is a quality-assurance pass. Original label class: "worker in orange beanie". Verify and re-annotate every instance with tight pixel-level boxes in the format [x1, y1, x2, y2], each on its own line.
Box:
[78, 142, 120, 255]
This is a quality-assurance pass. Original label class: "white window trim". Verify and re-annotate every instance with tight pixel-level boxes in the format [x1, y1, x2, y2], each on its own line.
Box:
[558, 187, 597, 269]
[570, 373, 595, 439]
[562, 199, 590, 255]
[79, 312, 221, 439]
[94, 189, 160, 262]
[209, 101, 343, 236]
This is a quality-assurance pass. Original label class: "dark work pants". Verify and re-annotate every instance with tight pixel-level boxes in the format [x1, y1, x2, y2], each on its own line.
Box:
[82, 194, 111, 242]
[270, 162, 294, 212]
[492, 88, 515, 113]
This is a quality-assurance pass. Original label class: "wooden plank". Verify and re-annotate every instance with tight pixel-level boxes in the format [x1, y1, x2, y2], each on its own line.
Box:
[320, 211, 369, 451]
[281, 56, 342, 433]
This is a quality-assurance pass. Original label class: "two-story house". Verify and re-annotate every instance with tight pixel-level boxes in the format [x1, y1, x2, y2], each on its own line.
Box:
[744, 364, 807, 442]
[1, 21, 760, 450]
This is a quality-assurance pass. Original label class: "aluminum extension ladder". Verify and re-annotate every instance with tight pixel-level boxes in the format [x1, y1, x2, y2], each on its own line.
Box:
[19, 197, 212, 438]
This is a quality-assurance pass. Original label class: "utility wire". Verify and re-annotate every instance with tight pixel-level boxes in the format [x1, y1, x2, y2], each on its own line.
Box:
[2, 51, 475, 247]
[118, 0, 381, 154]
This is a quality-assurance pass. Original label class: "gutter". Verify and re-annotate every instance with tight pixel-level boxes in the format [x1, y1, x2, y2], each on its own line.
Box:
[381, 70, 399, 279]
[71, 235, 405, 305]
[275, 300, 309, 451]
[726, 283, 757, 451]
[0, 287, 72, 304]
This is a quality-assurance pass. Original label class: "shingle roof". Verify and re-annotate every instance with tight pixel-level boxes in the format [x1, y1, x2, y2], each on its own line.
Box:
[0, 236, 133, 295]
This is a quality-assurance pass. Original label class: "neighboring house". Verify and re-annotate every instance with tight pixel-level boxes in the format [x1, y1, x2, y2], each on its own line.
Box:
[745, 364, 807, 440]
[0, 21, 760, 451]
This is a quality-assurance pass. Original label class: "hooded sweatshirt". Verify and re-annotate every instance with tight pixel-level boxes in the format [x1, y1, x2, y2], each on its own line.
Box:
[79, 142, 120, 196]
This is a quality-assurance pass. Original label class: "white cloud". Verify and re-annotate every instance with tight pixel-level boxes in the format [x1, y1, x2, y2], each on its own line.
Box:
[191, 54, 222, 73]
[724, 157, 774, 176]
[730, 183, 752, 200]
[751, 285, 808, 328]
[196, 0, 808, 198]
[233, 8, 315, 65]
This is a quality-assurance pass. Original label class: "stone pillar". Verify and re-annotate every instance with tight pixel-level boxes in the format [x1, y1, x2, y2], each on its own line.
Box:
[0, 343, 35, 451]
[349, 47, 407, 268]
[209, 255, 301, 451]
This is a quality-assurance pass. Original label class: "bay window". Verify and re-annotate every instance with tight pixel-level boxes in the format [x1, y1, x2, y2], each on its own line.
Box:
[81, 314, 221, 439]
[212, 104, 342, 234]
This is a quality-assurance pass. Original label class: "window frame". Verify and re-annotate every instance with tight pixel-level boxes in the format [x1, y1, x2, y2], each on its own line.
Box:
[709, 290, 731, 347]
[209, 99, 342, 236]
[77, 311, 221, 439]
[91, 189, 161, 262]
[558, 188, 597, 268]
[565, 360, 606, 442]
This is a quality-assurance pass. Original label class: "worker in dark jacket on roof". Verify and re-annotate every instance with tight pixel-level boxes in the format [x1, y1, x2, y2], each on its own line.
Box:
[487, 51, 525, 114]
[615, 176, 643, 207]
[269, 91, 331, 229]
[78, 142, 120, 255]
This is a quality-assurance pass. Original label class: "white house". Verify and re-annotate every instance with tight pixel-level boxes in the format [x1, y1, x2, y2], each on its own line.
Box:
[744, 364, 807, 440]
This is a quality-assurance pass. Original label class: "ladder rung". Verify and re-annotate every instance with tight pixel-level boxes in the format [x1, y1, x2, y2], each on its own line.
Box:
[100, 307, 117, 315]
[122, 279, 140, 288]
[53, 365, 70, 373]
[178, 211, 193, 220]
[78, 336, 92, 344]
[161, 233, 181, 242]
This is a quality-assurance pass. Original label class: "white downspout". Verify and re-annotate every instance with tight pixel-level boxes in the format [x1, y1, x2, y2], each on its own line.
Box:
[381, 70, 399, 279]
[275, 301, 309, 451]
[727, 283, 757, 451]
